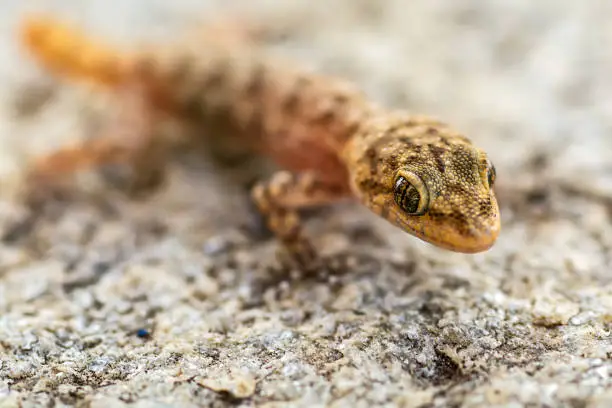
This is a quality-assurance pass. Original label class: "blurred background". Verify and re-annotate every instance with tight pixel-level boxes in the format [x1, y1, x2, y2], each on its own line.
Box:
[3, 1, 612, 177]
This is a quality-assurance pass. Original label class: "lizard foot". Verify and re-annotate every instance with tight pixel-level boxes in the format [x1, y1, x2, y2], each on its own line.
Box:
[251, 170, 348, 273]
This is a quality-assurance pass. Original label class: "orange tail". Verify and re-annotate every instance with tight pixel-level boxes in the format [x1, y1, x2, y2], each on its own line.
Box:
[19, 15, 134, 89]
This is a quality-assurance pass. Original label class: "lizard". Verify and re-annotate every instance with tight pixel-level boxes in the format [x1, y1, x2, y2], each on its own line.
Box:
[16, 14, 501, 267]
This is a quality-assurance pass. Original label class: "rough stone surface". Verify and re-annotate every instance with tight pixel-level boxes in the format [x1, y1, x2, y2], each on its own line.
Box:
[1, 1, 611, 407]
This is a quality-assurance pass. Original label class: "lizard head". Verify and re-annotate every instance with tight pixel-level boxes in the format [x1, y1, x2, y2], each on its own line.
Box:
[344, 114, 500, 253]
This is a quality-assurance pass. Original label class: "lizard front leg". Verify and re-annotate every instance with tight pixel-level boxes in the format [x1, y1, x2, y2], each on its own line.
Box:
[250, 171, 349, 269]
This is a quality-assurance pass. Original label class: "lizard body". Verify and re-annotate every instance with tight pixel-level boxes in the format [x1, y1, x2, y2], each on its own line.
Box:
[18, 15, 500, 264]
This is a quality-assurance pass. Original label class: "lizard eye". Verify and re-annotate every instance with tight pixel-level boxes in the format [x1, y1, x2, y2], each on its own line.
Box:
[482, 159, 496, 189]
[393, 172, 430, 215]
[479, 154, 496, 189]
[487, 162, 496, 187]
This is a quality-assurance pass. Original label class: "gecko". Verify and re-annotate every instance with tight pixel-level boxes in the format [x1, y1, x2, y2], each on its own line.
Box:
[16, 15, 500, 267]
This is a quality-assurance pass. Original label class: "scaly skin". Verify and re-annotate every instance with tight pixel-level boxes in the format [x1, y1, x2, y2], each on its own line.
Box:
[18, 15, 500, 265]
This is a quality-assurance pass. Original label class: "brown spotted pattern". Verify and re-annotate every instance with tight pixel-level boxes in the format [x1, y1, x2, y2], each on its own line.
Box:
[342, 112, 500, 253]
[18, 15, 500, 261]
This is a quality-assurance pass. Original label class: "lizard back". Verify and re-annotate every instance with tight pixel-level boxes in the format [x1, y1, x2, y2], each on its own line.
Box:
[21, 16, 373, 186]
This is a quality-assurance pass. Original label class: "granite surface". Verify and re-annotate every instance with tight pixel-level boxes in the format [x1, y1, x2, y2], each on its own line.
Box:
[0, 1, 611, 407]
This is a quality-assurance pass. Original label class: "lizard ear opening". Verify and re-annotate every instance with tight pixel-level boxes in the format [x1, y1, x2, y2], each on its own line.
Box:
[393, 171, 430, 216]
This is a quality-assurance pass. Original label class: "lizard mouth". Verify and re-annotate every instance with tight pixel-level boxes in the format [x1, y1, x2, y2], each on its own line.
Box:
[386, 204, 501, 254]
[428, 217, 501, 253]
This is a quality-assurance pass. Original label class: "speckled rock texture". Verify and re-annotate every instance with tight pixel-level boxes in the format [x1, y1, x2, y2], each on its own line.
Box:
[1, 1, 611, 407]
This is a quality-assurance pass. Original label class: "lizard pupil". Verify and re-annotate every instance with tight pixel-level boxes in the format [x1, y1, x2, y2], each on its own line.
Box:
[394, 176, 421, 214]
